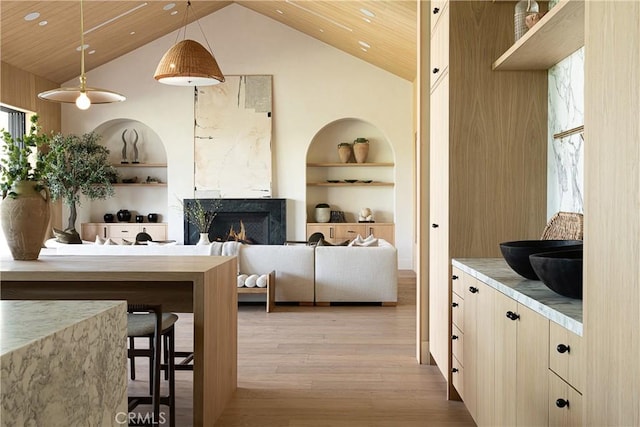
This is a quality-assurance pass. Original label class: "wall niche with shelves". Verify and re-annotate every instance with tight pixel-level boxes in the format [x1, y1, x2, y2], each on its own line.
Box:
[306, 118, 395, 224]
[84, 119, 168, 226]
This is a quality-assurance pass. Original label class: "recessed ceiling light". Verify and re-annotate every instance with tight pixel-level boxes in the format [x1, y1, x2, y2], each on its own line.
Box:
[38, 20, 48, 27]
[130, 31, 136, 35]
[362, 17, 371, 23]
[24, 12, 40, 21]
[171, 10, 178, 16]
[358, 41, 371, 49]
[361, 47, 368, 52]
[163, 3, 176, 11]
[76, 44, 90, 52]
[360, 8, 375, 18]
[88, 50, 96, 55]
[319, 28, 324, 33]
[276, 9, 284, 14]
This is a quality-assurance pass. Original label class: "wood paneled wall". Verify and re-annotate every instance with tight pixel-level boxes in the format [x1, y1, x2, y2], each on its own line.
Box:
[1, 61, 61, 134]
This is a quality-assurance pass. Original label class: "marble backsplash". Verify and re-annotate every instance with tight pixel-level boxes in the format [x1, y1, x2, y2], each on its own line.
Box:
[548, 47, 585, 219]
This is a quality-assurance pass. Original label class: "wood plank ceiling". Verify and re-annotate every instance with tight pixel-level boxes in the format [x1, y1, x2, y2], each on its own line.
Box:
[0, 1, 416, 85]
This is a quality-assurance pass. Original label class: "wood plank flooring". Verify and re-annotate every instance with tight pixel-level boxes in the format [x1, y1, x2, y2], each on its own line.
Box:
[128, 271, 475, 426]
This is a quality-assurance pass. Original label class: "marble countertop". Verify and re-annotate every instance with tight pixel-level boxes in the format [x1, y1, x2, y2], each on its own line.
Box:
[1, 300, 126, 355]
[452, 258, 583, 336]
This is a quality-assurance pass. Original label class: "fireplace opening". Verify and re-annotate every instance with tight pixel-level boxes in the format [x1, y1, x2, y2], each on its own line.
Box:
[184, 198, 286, 245]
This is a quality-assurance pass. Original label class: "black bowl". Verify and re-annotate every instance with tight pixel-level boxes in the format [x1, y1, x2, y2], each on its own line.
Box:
[530, 249, 583, 299]
[499, 240, 583, 280]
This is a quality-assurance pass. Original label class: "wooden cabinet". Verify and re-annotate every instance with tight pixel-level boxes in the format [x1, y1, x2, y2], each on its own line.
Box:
[549, 370, 582, 426]
[81, 223, 167, 244]
[306, 223, 394, 245]
[427, 0, 547, 392]
[548, 321, 583, 426]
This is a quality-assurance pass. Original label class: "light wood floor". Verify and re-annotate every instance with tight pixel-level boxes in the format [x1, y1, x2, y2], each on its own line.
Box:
[129, 271, 475, 426]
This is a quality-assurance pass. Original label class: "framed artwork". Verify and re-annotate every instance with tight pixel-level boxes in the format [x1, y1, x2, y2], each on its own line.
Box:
[194, 75, 273, 197]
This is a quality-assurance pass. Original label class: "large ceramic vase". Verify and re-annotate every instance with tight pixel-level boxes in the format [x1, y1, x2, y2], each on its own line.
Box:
[337, 143, 352, 163]
[1, 180, 51, 260]
[353, 142, 369, 163]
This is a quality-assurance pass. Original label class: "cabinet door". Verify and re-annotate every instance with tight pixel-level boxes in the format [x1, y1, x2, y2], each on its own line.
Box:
[463, 277, 479, 420]
[430, 3, 449, 88]
[365, 223, 394, 245]
[81, 223, 106, 241]
[333, 224, 365, 242]
[108, 224, 139, 240]
[475, 281, 495, 426]
[494, 291, 517, 426]
[516, 304, 549, 427]
[549, 321, 584, 393]
[142, 224, 167, 241]
[428, 73, 450, 384]
[306, 224, 335, 243]
[549, 371, 582, 427]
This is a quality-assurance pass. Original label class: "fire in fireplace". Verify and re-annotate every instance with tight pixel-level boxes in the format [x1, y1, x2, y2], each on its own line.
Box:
[183, 198, 286, 245]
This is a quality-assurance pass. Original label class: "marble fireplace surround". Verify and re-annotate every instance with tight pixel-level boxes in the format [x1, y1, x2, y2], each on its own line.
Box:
[184, 198, 286, 245]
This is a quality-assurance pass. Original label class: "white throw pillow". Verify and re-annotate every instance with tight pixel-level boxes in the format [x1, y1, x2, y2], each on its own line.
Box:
[256, 274, 268, 288]
[104, 238, 118, 245]
[122, 239, 134, 246]
[244, 274, 259, 288]
[237, 274, 248, 288]
[95, 235, 106, 245]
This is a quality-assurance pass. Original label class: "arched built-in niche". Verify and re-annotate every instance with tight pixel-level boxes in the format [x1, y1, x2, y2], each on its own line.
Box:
[84, 119, 169, 224]
[306, 118, 395, 223]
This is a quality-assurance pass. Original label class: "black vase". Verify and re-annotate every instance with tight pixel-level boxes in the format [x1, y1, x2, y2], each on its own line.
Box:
[147, 213, 159, 223]
[103, 213, 115, 223]
[117, 209, 131, 222]
[135, 215, 144, 223]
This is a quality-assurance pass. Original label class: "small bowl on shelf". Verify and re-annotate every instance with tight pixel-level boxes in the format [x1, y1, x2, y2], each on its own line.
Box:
[343, 179, 358, 183]
[326, 180, 340, 183]
[360, 180, 373, 183]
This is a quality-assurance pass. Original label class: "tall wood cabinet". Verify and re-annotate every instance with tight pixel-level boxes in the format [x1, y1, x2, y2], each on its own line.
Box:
[427, 0, 547, 392]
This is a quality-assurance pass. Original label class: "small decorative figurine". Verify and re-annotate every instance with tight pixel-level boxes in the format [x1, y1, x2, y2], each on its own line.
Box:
[358, 207, 374, 222]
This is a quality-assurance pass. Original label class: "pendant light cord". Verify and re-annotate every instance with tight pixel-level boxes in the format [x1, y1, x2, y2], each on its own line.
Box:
[79, 0, 86, 91]
[175, 1, 218, 60]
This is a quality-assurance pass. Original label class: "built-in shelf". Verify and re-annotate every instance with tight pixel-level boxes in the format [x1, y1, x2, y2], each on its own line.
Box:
[307, 182, 394, 187]
[112, 163, 167, 168]
[113, 183, 167, 187]
[492, 0, 584, 71]
[307, 162, 394, 167]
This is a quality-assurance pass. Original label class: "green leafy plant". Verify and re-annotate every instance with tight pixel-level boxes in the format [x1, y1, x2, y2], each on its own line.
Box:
[354, 137, 369, 144]
[0, 115, 50, 198]
[44, 131, 117, 239]
[337, 142, 352, 148]
[182, 199, 222, 233]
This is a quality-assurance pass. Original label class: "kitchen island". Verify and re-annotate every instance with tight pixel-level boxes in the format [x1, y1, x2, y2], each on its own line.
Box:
[1, 300, 127, 427]
[0, 255, 238, 426]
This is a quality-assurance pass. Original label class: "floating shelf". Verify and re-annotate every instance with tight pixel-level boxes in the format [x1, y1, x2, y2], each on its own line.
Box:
[307, 182, 394, 187]
[306, 162, 394, 167]
[492, 0, 584, 71]
[112, 163, 167, 168]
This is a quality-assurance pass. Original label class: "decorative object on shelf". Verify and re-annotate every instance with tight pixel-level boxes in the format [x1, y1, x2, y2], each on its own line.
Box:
[182, 198, 222, 242]
[344, 179, 358, 183]
[135, 215, 144, 223]
[37, 0, 125, 109]
[514, 0, 539, 42]
[154, 1, 224, 86]
[196, 233, 211, 246]
[358, 207, 374, 223]
[337, 142, 353, 163]
[121, 129, 139, 164]
[147, 213, 159, 223]
[117, 209, 132, 222]
[135, 227, 153, 244]
[122, 176, 138, 184]
[525, 11, 546, 29]
[0, 115, 50, 260]
[103, 213, 115, 223]
[353, 137, 370, 163]
[330, 210, 346, 223]
[145, 176, 160, 184]
[315, 203, 331, 223]
[44, 131, 117, 243]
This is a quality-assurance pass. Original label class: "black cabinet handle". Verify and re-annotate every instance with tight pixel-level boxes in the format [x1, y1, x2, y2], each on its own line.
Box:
[433, 7, 440, 14]
[469, 287, 478, 294]
[557, 344, 571, 354]
[452, 302, 459, 307]
[452, 335, 458, 340]
[432, 67, 440, 74]
[452, 275, 458, 280]
[556, 398, 569, 408]
[506, 311, 520, 321]
[452, 368, 459, 373]
[431, 223, 439, 228]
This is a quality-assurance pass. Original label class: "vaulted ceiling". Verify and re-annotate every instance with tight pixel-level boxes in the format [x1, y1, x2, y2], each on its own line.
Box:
[0, 1, 416, 85]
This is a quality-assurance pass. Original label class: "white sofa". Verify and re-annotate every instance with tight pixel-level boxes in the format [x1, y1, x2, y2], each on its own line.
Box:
[315, 240, 397, 304]
[46, 239, 396, 304]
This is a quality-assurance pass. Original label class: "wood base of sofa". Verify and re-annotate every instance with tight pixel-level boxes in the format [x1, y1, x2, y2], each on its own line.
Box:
[237, 271, 275, 312]
[315, 301, 397, 306]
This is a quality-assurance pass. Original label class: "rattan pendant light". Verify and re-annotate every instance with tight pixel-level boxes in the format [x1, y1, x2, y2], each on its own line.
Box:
[154, 1, 224, 86]
[38, 0, 125, 110]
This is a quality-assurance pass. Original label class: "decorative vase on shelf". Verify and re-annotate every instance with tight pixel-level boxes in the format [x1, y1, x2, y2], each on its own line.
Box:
[197, 232, 211, 245]
[1, 181, 51, 260]
[514, 0, 539, 42]
[315, 203, 331, 223]
[353, 138, 369, 163]
[337, 143, 352, 163]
